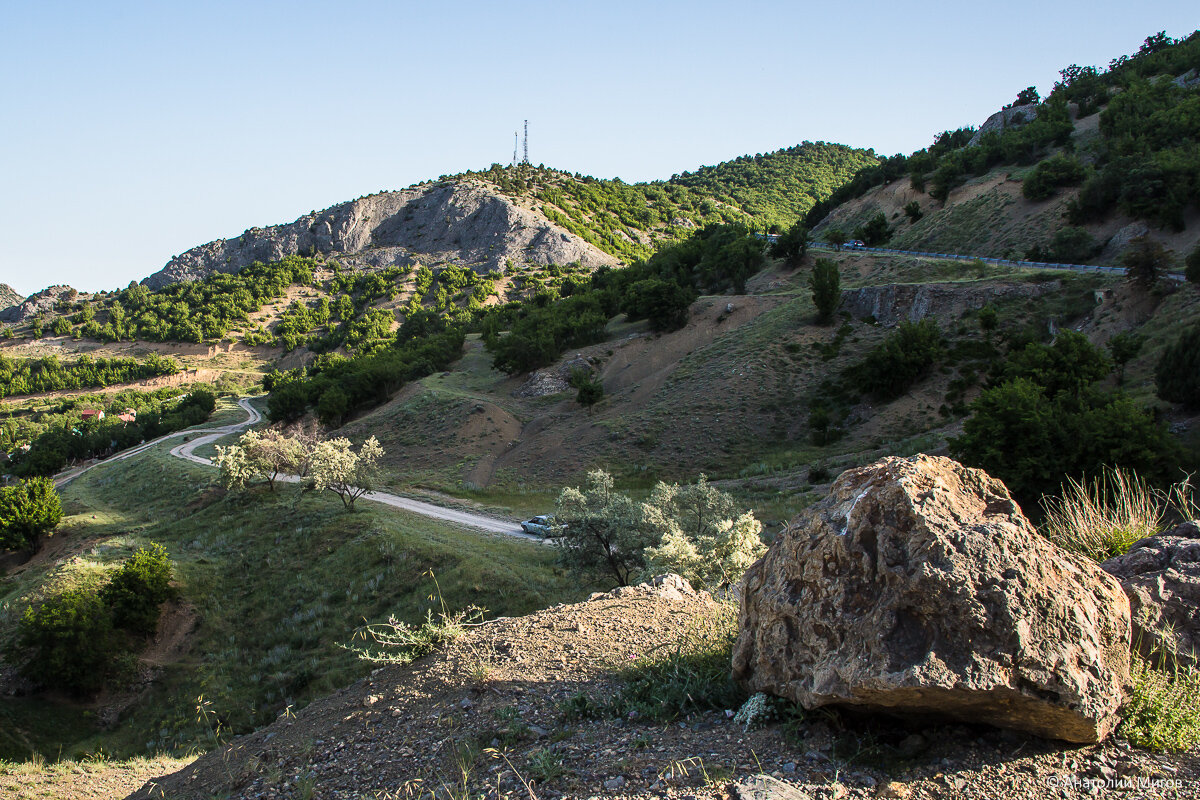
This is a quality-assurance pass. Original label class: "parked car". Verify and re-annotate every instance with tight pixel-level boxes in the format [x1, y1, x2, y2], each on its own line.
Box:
[847, 239, 865, 248]
[521, 515, 566, 537]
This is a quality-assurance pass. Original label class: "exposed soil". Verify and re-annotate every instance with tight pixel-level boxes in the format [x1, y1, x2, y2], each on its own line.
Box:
[0, 757, 194, 800]
[125, 581, 1199, 800]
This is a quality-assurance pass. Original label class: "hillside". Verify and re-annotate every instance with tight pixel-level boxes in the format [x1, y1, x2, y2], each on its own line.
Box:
[809, 31, 1200, 269]
[146, 143, 878, 290]
[125, 578, 1199, 800]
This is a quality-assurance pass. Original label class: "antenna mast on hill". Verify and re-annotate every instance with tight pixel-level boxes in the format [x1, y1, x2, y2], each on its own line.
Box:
[522, 119, 529, 165]
[512, 131, 518, 166]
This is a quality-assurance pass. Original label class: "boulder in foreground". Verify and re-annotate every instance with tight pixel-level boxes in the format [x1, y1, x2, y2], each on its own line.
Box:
[732, 454, 1131, 743]
[1102, 521, 1200, 669]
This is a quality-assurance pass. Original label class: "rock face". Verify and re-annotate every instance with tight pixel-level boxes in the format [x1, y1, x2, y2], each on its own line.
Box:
[143, 180, 617, 289]
[511, 354, 594, 398]
[1101, 522, 1200, 669]
[840, 282, 1058, 327]
[0, 283, 21, 316]
[732, 454, 1131, 743]
[968, 105, 1039, 147]
[0, 285, 77, 323]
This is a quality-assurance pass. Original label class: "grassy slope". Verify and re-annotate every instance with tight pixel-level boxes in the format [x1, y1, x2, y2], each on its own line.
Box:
[0, 436, 583, 761]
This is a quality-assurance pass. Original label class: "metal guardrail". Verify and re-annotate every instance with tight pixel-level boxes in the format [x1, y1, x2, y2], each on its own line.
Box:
[807, 241, 1186, 283]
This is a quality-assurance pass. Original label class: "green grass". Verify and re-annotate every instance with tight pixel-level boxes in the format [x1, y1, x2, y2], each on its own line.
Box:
[0, 441, 581, 761]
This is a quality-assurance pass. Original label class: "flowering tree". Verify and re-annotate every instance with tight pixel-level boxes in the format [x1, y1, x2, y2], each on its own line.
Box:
[642, 476, 766, 591]
[310, 436, 385, 510]
[214, 429, 307, 490]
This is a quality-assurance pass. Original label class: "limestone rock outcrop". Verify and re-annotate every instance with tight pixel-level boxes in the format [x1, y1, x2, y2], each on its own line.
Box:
[143, 180, 617, 289]
[1101, 522, 1200, 669]
[0, 285, 78, 324]
[0, 283, 21, 317]
[840, 282, 1058, 327]
[732, 454, 1131, 743]
[968, 105, 1039, 147]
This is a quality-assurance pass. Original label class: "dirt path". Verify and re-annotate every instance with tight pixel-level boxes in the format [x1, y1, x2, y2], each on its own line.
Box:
[58, 396, 537, 541]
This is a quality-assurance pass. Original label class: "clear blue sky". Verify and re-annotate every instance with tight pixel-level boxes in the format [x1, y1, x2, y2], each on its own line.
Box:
[1, 1, 1194, 296]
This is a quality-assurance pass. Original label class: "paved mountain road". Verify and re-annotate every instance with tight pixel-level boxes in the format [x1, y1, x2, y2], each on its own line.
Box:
[58, 397, 537, 541]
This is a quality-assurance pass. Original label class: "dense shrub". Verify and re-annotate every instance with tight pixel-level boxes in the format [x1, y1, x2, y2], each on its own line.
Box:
[1022, 154, 1086, 200]
[1156, 322, 1200, 408]
[853, 319, 944, 400]
[853, 212, 891, 246]
[0, 477, 63, 550]
[101, 543, 175, 636]
[1187, 245, 1200, 283]
[17, 587, 118, 696]
[622, 278, 695, 332]
[952, 333, 1178, 505]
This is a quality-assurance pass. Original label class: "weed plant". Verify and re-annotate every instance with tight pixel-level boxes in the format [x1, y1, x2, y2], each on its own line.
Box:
[1118, 652, 1200, 752]
[1040, 467, 1163, 561]
[608, 601, 745, 721]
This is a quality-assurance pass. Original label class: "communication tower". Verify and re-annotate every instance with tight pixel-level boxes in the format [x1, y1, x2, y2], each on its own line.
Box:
[523, 120, 529, 164]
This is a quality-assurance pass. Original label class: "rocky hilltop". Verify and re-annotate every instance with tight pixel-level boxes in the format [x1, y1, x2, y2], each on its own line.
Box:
[143, 180, 618, 289]
[0, 283, 21, 315]
[0, 284, 78, 324]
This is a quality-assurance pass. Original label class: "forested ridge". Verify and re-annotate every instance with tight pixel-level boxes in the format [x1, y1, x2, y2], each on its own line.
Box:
[806, 30, 1200, 232]
[454, 142, 877, 263]
[0, 353, 179, 399]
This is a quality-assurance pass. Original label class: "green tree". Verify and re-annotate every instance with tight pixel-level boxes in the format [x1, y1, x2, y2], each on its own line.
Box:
[1185, 245, 1200, 284]
[769, 220, 809, 265]
[809, 258, 841, 325]
[569, 368, 604, 410]
[853, 212, 890, 246]
[554, 470, 652, 587]
[824, 228, 847, 250]
[316, 386, 349, 426]
[1047, 227, 1097, 264]
[1123, 235, 1171, 287]
[101, 542, 175, 636]
[1106, 331, 1143, 385]
[1014, 86, 1040, 105]
[0, 477, 63, 550]
[1156, 322, 1200, 409]
[978, 305, 999, 340]
[902, 201, 923, 223]
[622, 278, 695, 332]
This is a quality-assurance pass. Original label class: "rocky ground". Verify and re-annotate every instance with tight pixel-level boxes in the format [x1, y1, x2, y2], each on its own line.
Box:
[125, 579, 1199, 800]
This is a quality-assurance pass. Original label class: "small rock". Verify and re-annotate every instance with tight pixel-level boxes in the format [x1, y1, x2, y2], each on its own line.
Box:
[877, 781, 911, 799]
[603, 776, 626, 790]
[460, 697, 475, 710]
[363, 695, 381, 707]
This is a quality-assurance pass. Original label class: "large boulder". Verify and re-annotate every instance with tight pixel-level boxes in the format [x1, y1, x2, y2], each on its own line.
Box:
[731, 454, 1131, 743]
[1101, 522, 1200, 669]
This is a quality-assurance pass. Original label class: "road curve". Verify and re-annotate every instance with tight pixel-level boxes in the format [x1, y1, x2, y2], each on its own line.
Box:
[58, 396, 537, 541]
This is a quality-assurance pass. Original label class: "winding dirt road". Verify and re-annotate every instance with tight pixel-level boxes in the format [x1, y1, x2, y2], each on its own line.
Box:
[59, 397, 536, 541]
